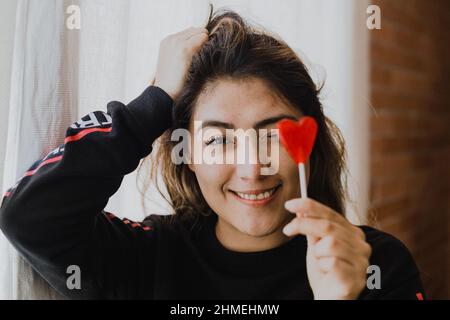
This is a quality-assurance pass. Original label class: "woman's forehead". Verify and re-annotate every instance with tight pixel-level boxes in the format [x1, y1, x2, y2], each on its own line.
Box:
[191, 77, 301, 125]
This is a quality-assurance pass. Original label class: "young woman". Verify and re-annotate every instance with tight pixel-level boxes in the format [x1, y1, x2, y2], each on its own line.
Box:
[0, 9, 424, 300]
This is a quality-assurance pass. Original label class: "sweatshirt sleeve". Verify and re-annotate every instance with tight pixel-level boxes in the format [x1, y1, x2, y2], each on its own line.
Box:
[0, 85, 173, 299]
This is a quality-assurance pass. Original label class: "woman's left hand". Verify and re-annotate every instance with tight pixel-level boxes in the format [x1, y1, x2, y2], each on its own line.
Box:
[283, 198, 372, 300]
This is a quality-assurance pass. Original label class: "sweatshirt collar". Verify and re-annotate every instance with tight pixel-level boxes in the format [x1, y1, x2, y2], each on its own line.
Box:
[198, 213, 307, 277]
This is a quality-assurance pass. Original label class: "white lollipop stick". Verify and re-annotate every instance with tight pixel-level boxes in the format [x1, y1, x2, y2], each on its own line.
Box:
[298, 162, 307, 198]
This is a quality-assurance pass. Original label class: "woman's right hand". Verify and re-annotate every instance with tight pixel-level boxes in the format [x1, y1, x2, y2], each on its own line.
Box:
[154, 27, 209, 101]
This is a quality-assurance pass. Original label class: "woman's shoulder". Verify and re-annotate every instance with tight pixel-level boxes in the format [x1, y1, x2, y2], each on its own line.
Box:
[357, 225, 425, 299]
[359, 225, 415, 262]
[359, 225, 418, 271]
[142, 212, 207, 236]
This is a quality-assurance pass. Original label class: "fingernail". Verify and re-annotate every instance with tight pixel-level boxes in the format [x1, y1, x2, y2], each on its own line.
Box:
[284, 200, 295, 211]
[282, 223, 293, 235]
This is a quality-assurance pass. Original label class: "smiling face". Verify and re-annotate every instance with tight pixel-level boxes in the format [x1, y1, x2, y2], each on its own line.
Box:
[188, 77, 309, 252]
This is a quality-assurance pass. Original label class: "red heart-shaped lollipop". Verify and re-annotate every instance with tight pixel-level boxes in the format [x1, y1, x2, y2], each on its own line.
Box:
[277, 116, 318, 164]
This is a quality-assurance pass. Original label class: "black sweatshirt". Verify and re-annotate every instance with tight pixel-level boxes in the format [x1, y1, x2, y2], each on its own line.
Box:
[0, 86, 426, 300]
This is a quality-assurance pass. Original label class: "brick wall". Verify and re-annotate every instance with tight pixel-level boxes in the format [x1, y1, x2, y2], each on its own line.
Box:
[369, 0, 450, 299]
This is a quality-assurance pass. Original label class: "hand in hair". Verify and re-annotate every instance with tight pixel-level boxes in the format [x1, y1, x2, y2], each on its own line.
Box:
[283, 198, 372, 300]
[154, 27, 209, 100]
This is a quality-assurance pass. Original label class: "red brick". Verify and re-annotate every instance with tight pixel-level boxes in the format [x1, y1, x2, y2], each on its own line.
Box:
[369, 0, 450, 299]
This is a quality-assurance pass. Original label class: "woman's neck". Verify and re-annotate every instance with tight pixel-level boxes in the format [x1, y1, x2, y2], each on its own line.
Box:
[214, 216, 293, 253]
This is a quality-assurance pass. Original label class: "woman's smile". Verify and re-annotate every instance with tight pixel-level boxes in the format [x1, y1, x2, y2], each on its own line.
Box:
[228, 184, 282, 207]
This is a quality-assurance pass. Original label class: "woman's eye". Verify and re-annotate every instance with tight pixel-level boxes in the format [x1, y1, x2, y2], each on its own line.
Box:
[205, 136, 233, 146]
[260, 133, 279, 142]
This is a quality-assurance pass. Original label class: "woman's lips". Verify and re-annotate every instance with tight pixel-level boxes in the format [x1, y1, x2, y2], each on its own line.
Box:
[229, 185, 281, 207]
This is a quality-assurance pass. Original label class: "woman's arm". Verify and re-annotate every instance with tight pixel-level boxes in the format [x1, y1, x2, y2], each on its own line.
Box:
[0, 86, 173, 299]
[0, 26, 208, 299]
[0, 26, 208, 300]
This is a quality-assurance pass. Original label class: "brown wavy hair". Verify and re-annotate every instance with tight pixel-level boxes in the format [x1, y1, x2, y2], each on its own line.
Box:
[138, 6, 347, 222]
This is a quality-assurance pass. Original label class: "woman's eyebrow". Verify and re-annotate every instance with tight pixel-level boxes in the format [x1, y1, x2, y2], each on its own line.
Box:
[254, 114, 298, 129]
[197, 114, 298, 133]
[197, 120, 234, 133]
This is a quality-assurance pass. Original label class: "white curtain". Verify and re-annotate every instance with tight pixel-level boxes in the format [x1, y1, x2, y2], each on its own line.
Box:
[0, 0, 369, 299]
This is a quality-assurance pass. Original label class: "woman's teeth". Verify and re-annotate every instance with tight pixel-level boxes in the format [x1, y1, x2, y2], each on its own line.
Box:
[235, 187, 278, 200]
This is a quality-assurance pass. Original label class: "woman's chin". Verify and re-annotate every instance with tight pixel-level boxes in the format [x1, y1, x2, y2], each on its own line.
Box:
[236, 217, 282, 238]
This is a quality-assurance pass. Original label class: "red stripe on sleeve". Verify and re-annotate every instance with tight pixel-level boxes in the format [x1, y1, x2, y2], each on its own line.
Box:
[24, 156, 63, 177]
[64, 127, 112, 143]
[106, 212, 116, 219]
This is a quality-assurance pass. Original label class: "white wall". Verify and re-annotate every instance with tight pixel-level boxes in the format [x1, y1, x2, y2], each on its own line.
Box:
[0, 0, 17, 194]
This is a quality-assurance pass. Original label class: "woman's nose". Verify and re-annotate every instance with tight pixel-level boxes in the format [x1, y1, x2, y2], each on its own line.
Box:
[235, 138, 268, 179]
[236, 162, 264, 180]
